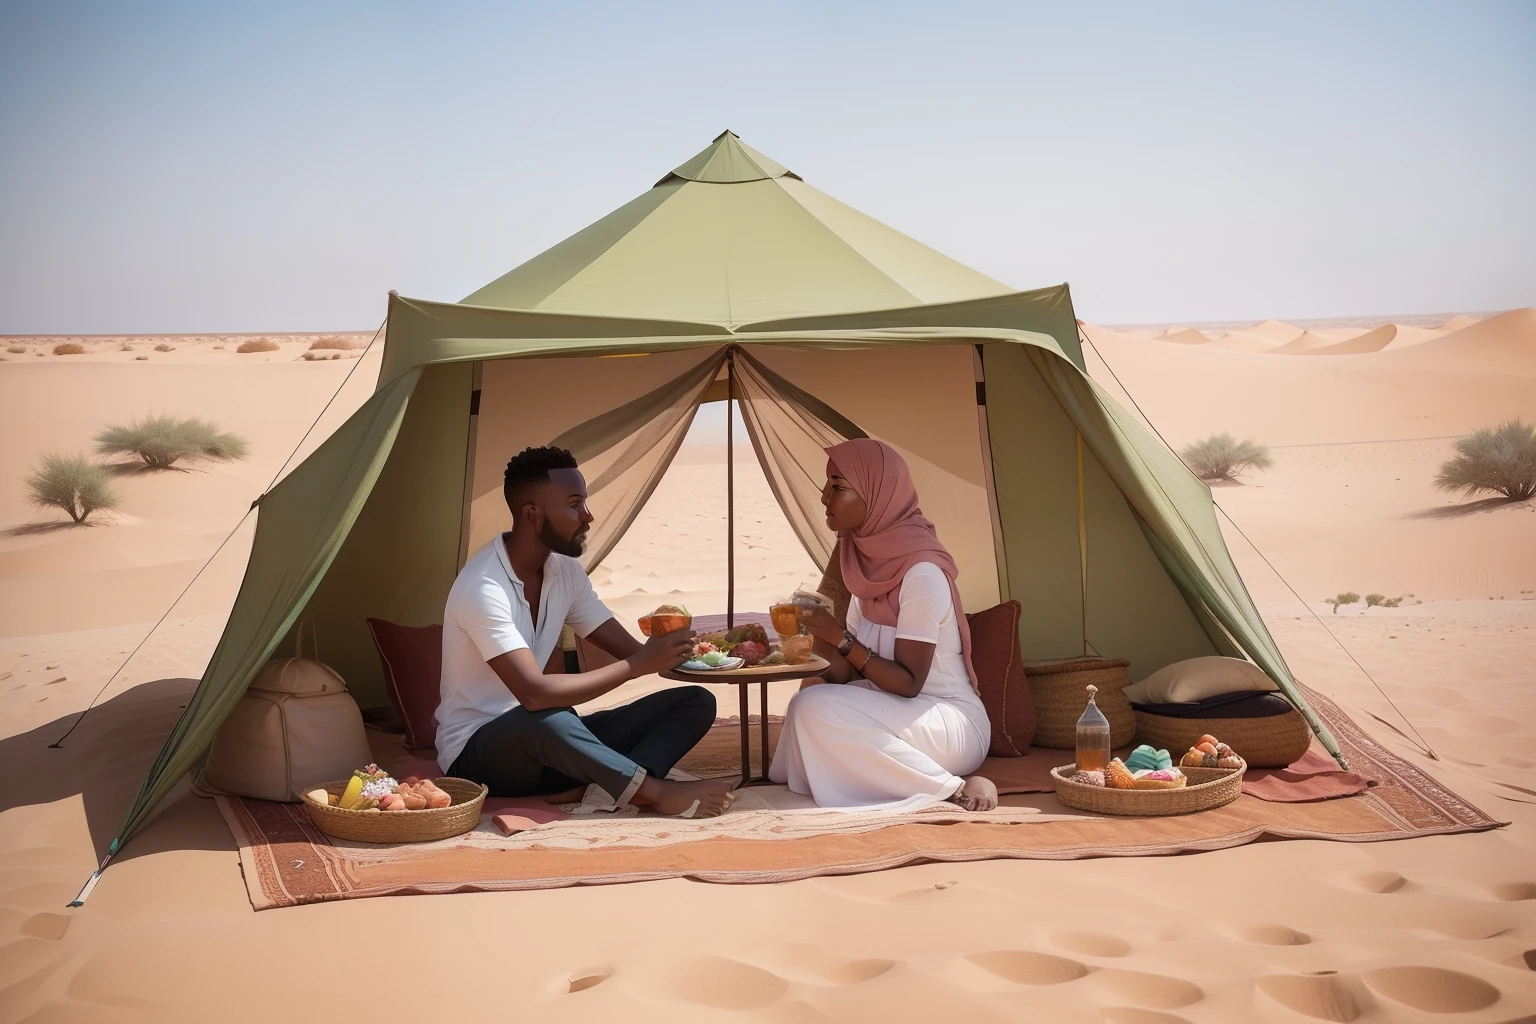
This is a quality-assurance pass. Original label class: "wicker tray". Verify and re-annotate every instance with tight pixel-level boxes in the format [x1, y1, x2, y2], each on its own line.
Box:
[1050, 760, 1246, 816]
[302, 777, 487, 843]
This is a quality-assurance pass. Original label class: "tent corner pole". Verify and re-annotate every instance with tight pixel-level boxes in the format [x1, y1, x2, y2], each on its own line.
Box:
[727, 347, 736, 631]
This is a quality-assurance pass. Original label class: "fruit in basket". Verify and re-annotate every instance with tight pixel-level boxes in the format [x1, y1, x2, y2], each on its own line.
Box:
[1105, 758, 1137, 789]
[1216, 755, 1244, 769]
[338, 775, 364, 809]
[305, 788, 330, 806]
[735, 640, 767, 666]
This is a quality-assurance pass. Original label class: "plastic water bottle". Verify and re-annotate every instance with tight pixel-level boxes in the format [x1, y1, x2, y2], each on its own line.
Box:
[1075, 684, 1111, 771]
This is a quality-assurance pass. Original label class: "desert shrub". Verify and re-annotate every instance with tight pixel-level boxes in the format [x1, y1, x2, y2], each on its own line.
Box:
[236, 337, 279, 353]
[1324, 592, 1360, 614]
[94, 414, 250, 469]
[53, 342, 87, 355]
[24, 452, 118, 524]
[1434, 420, 1536, 502]
[119, 341, 135, 351]
[154, 342, 175, 352]
[1381, 596, 1403, 607]
[6, 344, 25, 354]
[1364, 593, 1386, 608]
[1179, 433, 1273, 481]
[212, 343, 225, 350]
[309, 335, 360, 350]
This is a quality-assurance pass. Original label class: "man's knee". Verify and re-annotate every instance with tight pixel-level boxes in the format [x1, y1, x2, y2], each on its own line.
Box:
[674, 685, 716, 727]
[524, 707, 581, 748]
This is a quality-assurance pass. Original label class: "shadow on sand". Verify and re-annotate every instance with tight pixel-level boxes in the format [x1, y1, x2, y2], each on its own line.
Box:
[0, 677, 233, 862]
[1404, 496, 1530, 520]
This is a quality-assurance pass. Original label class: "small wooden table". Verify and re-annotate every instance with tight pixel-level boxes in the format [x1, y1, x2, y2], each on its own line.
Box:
[662, 656, 830, 785]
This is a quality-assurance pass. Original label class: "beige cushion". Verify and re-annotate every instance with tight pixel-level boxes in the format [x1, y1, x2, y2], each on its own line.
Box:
[201, 657, 371, 802]
[1124, 656, 1279, 704]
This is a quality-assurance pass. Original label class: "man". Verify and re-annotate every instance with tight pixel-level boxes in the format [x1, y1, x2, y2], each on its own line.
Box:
[436, 446, 736, 817]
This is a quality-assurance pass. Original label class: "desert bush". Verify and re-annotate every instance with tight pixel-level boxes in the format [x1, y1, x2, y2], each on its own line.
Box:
[1364, 593, 1386, 608]
[212, 344, 226, 350]
[6, 344, 25, 354]
[236, 337, 279, 353]
[1179, 433, 1273, 481]
[119, 341, 135, 351]
[309, 335, 359, 350]
[1324, 592, 1360, 614]
[154, 342, 175, 352]
[1434, 419, 1536, 502]
[25, 452, 118, 524]
[1381, 596, 1403, 607]
[53, 342, 87, 355]
[94, 414, 250, 469]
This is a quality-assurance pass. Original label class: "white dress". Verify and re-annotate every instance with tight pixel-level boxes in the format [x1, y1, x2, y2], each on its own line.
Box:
[768, 562, 991, 810]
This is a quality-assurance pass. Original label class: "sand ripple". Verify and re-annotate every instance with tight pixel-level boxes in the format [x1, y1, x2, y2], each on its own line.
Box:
[964, 950, 1088, 985]
[1255, 971, 1366, 1022]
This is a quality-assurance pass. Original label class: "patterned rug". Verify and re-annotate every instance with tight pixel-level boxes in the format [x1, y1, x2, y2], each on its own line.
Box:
[215, 686, 1502, 909]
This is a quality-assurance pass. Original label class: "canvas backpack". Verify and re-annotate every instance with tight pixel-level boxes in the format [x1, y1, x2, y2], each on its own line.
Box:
[199, 624, 371, 802]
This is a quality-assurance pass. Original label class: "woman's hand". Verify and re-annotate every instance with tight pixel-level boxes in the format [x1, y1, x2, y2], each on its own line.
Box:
[797, 605, 843, 646]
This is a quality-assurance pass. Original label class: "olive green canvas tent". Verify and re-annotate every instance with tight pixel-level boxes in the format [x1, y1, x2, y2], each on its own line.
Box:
[97, 131, 1345, 876]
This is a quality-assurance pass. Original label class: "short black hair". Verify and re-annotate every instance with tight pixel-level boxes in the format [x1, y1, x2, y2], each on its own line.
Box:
[503, 445, 579, 514]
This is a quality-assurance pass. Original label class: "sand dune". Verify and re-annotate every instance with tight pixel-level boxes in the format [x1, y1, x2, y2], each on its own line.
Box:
[1378, 306, 1536, 376]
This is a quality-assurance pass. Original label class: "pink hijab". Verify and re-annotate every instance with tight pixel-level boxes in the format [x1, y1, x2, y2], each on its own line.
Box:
[826, 438, 978, 693]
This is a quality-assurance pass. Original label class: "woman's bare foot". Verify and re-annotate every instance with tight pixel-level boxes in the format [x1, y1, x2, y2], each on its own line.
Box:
[949, 775, 998, 811]
[634, 776, 738, 817]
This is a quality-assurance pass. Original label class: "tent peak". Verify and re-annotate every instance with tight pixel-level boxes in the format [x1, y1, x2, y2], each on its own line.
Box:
[656, 131, 803, 186]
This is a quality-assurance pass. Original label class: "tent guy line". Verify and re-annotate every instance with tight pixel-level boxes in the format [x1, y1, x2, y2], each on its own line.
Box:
[1078, 330, 1440, 762]
[48, 316, 389, 750]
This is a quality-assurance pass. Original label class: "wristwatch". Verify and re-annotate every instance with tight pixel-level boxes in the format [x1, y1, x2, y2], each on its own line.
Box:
[837, 630, 857, 656]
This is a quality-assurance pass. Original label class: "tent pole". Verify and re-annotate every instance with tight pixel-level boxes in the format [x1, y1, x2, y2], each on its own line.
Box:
[727, 347, 736, 631]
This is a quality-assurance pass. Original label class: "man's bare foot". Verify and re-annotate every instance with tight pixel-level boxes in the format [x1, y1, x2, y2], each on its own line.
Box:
[949, 775, 998, 811]
[541, 785, 587, 805]
[635, 776, 738, 817]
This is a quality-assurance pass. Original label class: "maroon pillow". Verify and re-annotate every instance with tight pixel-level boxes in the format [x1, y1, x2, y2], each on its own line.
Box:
[365, 619, 443, 751]
[967, 601, 1035, 757]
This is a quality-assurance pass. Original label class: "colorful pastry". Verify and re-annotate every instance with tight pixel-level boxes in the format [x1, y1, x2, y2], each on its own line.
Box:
[1179, 749, 1206, 768]
[1068, 770, 1106, 787]
[1216, 755, 1244, 770]
[1132, 767, 1187, 790]
[1125, 745, 1174, 772]
[1105, 758, 1137, 789]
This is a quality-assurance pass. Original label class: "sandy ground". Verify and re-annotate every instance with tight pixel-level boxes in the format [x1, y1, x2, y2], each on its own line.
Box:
[2, 314, 1534, 1022]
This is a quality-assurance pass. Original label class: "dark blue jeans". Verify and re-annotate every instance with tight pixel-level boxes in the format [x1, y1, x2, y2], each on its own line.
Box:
[448, 685, 715, 803]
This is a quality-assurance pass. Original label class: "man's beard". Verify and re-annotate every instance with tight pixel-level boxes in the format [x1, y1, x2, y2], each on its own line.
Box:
[539, 520, 586, 558]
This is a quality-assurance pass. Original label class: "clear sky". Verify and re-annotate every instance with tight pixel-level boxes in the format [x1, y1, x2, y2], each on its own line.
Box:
[2, 1, 1532, 334]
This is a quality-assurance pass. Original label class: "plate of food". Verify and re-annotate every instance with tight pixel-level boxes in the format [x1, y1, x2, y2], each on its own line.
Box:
[680, 653, 746, 672]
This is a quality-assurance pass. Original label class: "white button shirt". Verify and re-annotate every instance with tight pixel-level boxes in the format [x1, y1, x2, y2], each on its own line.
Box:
[434, 536, 613, 772]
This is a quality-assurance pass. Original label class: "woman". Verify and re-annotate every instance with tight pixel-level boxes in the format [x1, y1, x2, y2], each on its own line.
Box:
[768, 438, 998, 812]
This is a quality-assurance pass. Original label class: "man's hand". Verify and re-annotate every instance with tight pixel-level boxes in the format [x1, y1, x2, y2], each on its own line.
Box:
[626, 628, 695, 677]
[798, 605, 843, 646]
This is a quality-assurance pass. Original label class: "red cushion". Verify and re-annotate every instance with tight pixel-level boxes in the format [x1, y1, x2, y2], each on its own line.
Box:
[967, 600, 1035, 757]
[365, 619, 442, 751]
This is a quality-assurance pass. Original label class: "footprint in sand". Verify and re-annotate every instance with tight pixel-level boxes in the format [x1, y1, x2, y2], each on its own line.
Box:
[1101, 1010, 1192, 1024]
[1255, 971, 1368, 1022]
[1361, 966, 1500, 1014]
[965, 950, 1089, 985]
[1351, 870, 1409, 894]
[1092, 970, 1203, 1009]
[1239, 924, 1311, 946]
[648, 954, 789, 1010]
[20, 913, 70, 941]
[1489, 881, 1536, 902]
[564, 968, 611, 994]
[1050, 931, 1132, 958]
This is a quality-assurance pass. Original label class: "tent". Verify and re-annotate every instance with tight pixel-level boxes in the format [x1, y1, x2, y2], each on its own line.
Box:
[104, 131, 1345, 865]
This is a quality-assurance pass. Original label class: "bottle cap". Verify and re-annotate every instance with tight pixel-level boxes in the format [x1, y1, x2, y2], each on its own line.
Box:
[1086, 684, 1098, 699]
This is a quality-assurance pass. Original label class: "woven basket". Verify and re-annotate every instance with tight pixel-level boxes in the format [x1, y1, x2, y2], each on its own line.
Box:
[1133, 707, 1311, 768]
[1051, 760, 1246, 816]
[1026, 657, 1135, 749]
[302, 777, 487, 844]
